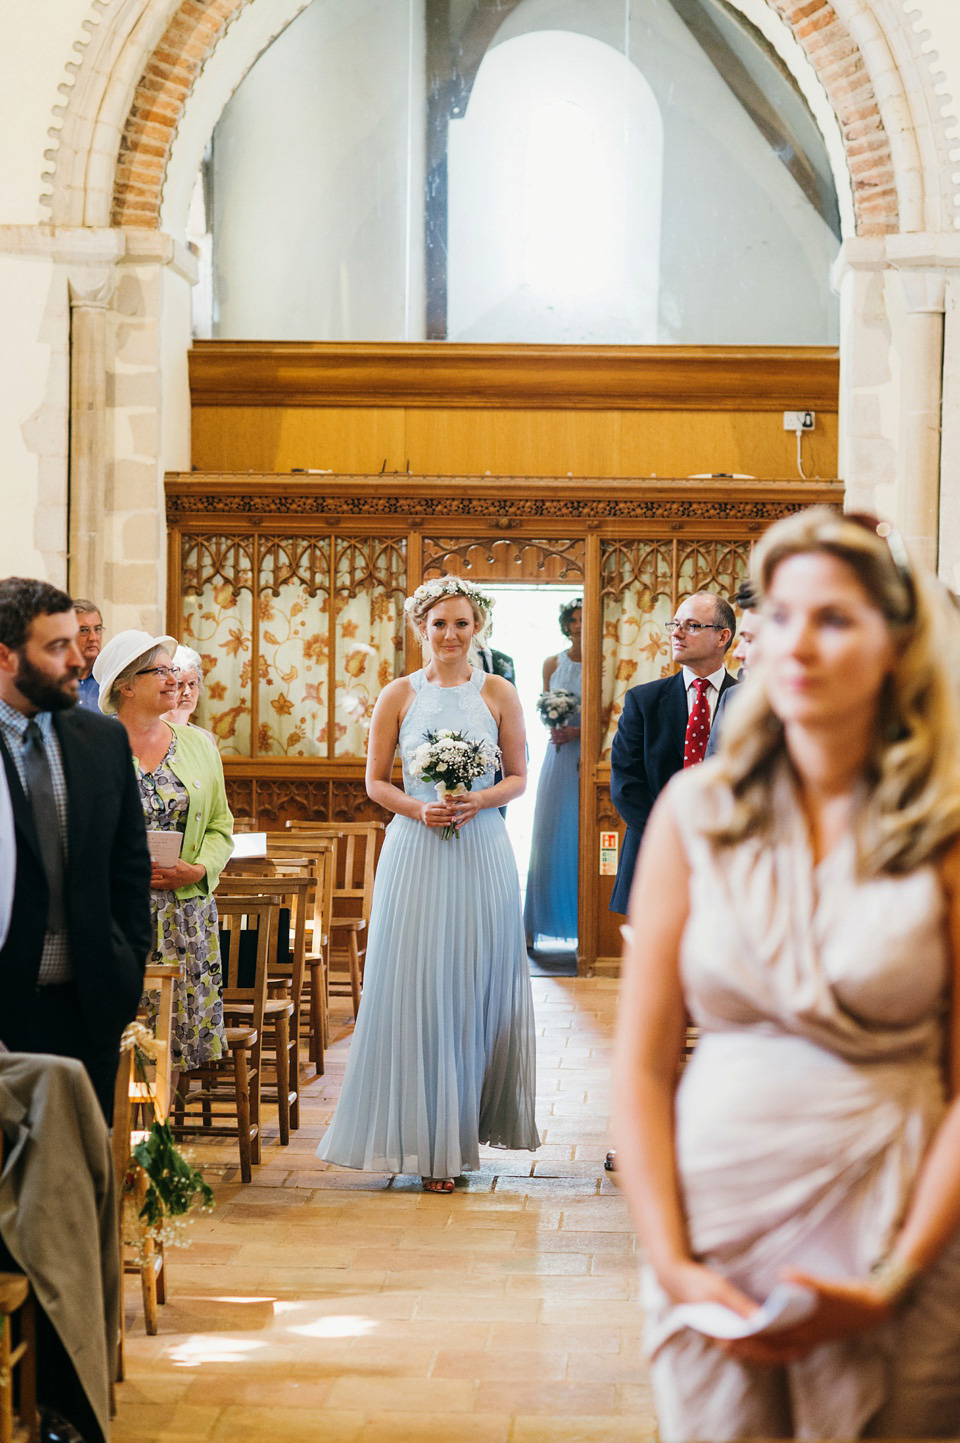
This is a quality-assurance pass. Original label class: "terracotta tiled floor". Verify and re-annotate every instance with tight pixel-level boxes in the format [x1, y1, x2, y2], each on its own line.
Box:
[113, 976, 657, 1442]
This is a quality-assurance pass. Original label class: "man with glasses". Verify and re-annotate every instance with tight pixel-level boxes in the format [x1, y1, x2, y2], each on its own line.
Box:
[73, 598, 105, 713]
[608, 590, 737, 916]
[0, 577, 151, 1117]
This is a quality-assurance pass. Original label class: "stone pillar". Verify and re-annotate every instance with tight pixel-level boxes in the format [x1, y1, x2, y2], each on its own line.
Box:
[891, 271, 944, 573]
[938, 274, 960, 591]
[832, 237, 896, 520]
[835, 234, 960, 574]
[107, 231, 196, 635]
[886, 236, 960, 573]
[67, 268, 115, 602]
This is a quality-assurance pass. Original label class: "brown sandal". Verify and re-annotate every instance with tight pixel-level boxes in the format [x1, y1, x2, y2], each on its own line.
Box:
[421, 1177, 455, 1194]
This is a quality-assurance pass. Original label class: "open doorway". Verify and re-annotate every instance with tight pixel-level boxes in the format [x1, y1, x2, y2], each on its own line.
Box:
[486, 582, 583, 974]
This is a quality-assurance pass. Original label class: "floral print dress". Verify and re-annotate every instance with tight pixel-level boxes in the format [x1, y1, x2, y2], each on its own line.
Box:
[139, 737, 226, 1070]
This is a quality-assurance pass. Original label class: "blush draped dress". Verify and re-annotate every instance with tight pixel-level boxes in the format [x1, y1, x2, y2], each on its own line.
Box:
[645, 762, 960, 1442]
[317, 667, 540, 1179]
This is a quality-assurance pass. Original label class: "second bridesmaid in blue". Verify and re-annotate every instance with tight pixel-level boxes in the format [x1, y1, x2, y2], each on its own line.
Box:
[317, 575, 540, 1192]
[524, 599, 582, 948]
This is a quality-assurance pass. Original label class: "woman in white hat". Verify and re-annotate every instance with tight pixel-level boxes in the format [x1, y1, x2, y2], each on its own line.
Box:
[94, 631, 233, 1091]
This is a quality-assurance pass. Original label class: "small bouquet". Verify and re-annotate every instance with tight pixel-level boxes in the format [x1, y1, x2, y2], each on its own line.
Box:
[119, 1022, 214, 1260]
[536, 689, 579, 729]
[407, 728, 501, 840]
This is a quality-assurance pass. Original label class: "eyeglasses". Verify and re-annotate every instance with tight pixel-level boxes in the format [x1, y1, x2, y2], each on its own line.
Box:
[77, 625, 103, 638]
[137, 665, 180, 681]
[139, 772, 165, 815]
[665, 621, 724, 635]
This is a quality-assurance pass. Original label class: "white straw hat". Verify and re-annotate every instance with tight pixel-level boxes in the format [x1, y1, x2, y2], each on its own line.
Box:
[92, 629, 177, 714]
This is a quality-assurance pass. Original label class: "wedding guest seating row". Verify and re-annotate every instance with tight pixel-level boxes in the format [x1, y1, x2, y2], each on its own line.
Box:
[163, 822, 381, 1187]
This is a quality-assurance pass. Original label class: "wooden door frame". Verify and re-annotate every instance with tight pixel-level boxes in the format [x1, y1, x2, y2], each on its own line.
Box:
[166, 471, 843, 973]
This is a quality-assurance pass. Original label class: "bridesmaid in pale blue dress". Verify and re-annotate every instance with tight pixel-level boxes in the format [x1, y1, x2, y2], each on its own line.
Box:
[524, 600, 582, 947]
[317, 576, 540, 1192]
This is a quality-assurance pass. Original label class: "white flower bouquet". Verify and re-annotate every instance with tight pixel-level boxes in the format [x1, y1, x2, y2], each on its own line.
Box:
[536, 689, 579, 728]
[407, 728, 501, 840]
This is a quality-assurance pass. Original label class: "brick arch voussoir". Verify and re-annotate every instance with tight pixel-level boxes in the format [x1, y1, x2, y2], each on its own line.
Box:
[111, 0, 251, 228]
[768, 0, 898, 234]
[111, 0, 899, 234]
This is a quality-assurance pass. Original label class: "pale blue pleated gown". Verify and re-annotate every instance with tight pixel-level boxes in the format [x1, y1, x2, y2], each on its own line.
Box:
[317, 668, 540, 1178]
[524, 651, 581, 944]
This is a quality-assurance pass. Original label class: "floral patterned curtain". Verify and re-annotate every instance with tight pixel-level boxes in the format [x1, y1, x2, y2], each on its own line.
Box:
[182, 537, 255, 756]
[257, 538, 331, 756]
[333, 538, 407, 757]
[600, 541, 674, 759]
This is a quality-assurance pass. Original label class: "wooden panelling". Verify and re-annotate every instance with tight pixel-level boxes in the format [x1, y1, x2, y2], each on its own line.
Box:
[191, 406, 406, 476]
[618, 410, 838, 482]
[192, 406, 839, 479]
[403, 408, 622, 479]
[189, 341, 840, 411]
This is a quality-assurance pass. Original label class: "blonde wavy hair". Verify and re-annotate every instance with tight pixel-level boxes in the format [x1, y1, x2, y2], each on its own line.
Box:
[710, 507, 960, 874]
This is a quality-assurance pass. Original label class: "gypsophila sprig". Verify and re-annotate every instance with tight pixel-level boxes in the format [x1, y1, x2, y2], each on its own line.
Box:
[407, 728, 501, 840]
[118, 1023, 214, 1261]
[536, 689, 579, 728]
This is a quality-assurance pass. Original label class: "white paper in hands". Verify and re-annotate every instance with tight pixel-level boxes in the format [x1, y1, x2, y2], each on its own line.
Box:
[672, 1282, 818, 1339]
[146, 830, 183, 868]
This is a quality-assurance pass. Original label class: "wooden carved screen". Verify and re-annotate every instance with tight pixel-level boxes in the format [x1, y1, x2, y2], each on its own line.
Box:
[166, 474, 842, 972]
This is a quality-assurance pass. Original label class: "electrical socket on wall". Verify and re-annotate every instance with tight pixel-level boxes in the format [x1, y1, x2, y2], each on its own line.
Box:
[783, 410, 815, 432]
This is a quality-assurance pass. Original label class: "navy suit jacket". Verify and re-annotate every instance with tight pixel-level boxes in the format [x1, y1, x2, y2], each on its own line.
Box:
[608, 669, 738, 914]
[0, 705, 152, 1050]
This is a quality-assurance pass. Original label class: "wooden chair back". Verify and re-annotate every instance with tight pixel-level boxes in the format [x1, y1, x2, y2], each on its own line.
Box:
[262, 837, 335, 953]
[285, 822, 382, 929]
[216, 896, 278, 1038]
[217, 873, 313, 1012]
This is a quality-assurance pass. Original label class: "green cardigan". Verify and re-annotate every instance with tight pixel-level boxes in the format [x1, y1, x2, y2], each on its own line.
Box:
[137, 723, 234, 899]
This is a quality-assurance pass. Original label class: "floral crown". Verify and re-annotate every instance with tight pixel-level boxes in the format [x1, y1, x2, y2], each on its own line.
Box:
[404, 575, 495, 640]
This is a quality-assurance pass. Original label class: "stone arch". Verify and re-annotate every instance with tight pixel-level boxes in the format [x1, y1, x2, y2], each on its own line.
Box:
[98, 0, 916, 237]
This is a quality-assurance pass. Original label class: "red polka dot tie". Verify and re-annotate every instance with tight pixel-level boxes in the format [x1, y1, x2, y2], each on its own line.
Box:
[683, 678, 711, 768]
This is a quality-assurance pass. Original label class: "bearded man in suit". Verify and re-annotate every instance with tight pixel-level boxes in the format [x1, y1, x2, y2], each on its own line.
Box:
[608, 590, 737, 915]
[0, 577, 151, 1117]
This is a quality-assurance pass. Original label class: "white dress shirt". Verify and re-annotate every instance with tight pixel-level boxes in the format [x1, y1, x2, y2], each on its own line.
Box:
[681, 665, 728, 725]
[0, 761, 13, 951]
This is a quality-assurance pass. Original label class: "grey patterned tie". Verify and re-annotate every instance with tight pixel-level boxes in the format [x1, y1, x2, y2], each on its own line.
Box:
[23, 721, 65, 932]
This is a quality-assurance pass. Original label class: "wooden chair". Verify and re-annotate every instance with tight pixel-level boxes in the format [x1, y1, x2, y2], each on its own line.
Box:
[284, 823, 383, 1019]
[216, 872, 313, 1139]
[0, 1135, 37, 1443]
[135, 963, 182, 1121]
[260, 838, 336, 1065]
[0, 1274, 36, 1443]
[173, 897, 277, 1183]
[112, 1045, 165, 1364]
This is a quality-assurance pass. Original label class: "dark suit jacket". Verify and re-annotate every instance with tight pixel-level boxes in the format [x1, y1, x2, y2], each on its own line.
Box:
[0, 706, 152, 1049]
[608, 669, 738, 914]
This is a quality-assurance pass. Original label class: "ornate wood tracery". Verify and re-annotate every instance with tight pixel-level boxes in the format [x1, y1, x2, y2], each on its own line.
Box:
[167, 472, 842, 972]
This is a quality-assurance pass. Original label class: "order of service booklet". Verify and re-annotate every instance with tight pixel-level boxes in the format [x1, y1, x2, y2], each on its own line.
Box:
[146, 830, 183, 868]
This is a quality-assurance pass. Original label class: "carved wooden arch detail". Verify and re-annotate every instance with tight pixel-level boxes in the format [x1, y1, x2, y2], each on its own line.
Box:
[111, 0, 898, 233]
